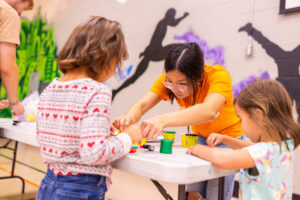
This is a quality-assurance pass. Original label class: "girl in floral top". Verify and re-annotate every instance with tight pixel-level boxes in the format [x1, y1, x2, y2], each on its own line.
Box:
[187, 79, 300, 200]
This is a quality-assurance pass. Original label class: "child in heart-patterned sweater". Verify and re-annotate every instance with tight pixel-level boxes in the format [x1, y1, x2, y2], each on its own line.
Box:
[36, 16, 142, 200]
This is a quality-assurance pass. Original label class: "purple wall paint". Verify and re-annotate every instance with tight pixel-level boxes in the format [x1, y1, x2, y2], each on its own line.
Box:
[174, 29, 225, 65]
[233, 71, 270, 97]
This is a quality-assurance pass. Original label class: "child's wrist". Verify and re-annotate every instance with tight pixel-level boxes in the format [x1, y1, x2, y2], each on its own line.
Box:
[221, 135, 229, 144]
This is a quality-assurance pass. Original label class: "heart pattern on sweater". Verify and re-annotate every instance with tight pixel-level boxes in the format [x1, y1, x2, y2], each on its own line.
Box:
[87, 142, 95, 148]
[93, 108, 100, 113]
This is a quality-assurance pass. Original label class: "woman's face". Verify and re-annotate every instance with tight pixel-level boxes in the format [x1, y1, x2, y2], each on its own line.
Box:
[165, 70, 192, 99]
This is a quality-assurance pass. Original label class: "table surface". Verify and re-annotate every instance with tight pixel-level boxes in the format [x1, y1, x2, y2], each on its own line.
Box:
[0, 118, 237, 184]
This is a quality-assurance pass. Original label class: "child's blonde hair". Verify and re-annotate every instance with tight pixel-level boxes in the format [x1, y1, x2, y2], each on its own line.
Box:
[57, 16, 128, 79]
[234, 79, 300, 149]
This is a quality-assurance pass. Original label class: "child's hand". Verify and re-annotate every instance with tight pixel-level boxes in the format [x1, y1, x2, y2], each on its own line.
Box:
[123, 125, 143, 143]
[207, 133, 224, 147]
[110, 125, 115, 136]
[0, 100, 9, 110]
[113, 115, 135, 132]
[186, 144, 201, 156]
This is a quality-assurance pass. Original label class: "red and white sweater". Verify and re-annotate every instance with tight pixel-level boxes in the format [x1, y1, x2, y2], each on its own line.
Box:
[36, 78, 132, 185]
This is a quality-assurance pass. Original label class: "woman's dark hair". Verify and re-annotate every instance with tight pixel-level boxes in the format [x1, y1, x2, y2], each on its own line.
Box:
[164, 42, 204, 104]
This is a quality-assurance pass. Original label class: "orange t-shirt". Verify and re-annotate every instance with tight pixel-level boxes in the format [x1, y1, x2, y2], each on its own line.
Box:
[150, 64, 243, 138]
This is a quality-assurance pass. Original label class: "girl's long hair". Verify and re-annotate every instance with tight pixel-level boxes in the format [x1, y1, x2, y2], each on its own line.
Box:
[234, 79, 300, 149]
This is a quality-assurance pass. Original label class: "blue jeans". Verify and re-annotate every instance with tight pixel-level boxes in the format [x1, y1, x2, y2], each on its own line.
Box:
[187, 135, 245, 200]
[36, 169, 107, 200]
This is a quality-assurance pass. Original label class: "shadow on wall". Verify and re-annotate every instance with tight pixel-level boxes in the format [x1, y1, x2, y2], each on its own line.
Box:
[112, 8, 189, 100]
[239, 23, 300, 122]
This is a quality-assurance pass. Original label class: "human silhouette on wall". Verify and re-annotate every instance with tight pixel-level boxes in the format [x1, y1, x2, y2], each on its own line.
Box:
[239, 23, 300, 122]
[112, 8, 189, 100]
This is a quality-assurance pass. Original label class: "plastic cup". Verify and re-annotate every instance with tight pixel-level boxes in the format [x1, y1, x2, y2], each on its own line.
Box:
[181, 134, 198, 148]
[160, 139, 173, 154]
[163, 131, 175, 144]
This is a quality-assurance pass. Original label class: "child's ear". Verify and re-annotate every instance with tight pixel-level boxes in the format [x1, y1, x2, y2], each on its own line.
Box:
[254, 108, 264, 121]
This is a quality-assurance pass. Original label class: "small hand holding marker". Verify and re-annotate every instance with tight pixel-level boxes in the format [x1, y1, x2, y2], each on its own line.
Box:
[112, 114, 135, 132]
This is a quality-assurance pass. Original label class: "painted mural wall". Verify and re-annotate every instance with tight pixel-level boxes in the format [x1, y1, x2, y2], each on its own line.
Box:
[0, 11, 60, 118]
[19, 0, 300, 197]
[22, 0, 300, 122]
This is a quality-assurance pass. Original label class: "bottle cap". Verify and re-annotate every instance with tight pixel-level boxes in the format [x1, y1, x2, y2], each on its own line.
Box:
[163, 131, 176, 134]
[160, 139, 173, 154]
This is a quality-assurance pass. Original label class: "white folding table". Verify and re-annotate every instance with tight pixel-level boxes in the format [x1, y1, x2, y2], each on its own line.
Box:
[0, 119, 237, 200]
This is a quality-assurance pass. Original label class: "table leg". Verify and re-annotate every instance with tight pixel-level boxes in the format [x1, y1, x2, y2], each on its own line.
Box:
[178, 184, 186, 200]
[218, 176, 225, 200]
[151, 179, 173, 200]
[0, 140, 25, 193]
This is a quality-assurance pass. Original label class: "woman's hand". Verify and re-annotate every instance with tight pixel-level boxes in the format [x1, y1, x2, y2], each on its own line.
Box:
[207, 133, 225, 147]
[10, 102, 24, 116]
[112, 115, 135, 132]
[0, 100, 9, 110]
[140, 116, 164, 140]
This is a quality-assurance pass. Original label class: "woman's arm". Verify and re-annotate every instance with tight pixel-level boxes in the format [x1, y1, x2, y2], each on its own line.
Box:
[127, 92, 162, 123]
[141, 93, 226, 139]
[162, 93, 225, 127]
[113, 92, 161, 131]
[187, 144, 255, 170]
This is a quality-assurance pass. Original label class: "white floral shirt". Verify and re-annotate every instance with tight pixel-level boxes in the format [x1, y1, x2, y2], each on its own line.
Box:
[239, 139, 294, 200]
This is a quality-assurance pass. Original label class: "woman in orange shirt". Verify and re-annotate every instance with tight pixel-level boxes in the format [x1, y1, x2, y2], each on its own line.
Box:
[113, 42, 244, 200]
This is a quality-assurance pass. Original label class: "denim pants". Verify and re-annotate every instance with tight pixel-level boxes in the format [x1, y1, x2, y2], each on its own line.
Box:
[187, 135, 245, 200]
[36, 169, 107, 200]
